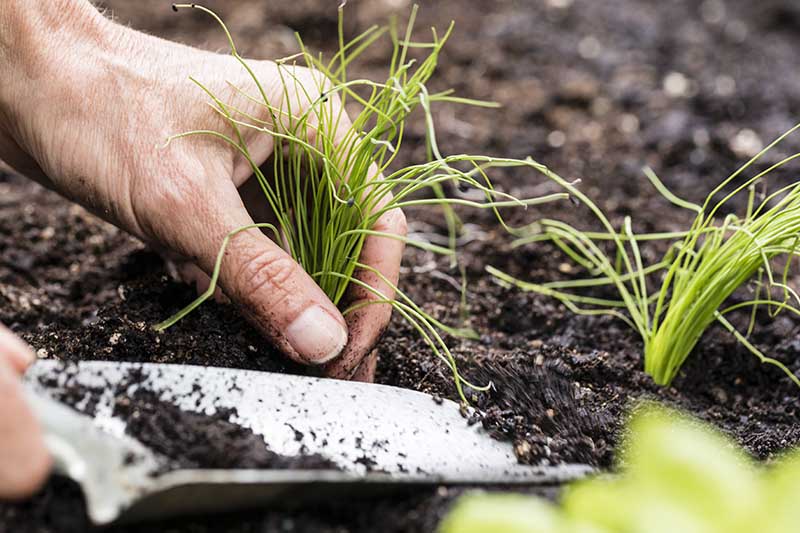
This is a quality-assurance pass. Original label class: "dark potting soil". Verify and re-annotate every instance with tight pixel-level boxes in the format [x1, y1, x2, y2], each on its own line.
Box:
[115, 388, 337, 471]
[134, 371, 338, 471]
[4, 0, 800, 531]
[0, 475, 453, 533]
[36, 364, 336, 472]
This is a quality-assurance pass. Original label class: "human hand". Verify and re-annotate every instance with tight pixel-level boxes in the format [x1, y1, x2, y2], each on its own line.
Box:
[0, 1, 405, 380]
[0, 325, 51, 499]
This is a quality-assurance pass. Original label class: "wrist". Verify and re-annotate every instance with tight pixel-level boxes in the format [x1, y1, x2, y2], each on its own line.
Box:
[0, 0, 108, 54]
[0, 1, 111, 110]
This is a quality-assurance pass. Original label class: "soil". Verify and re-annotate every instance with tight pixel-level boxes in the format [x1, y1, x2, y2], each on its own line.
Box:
[3, 0, 800, 531]
[37, 364, 338, 471]
[114, 387, 336, 470]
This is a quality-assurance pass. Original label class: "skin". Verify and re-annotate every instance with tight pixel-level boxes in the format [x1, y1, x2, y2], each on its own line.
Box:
[0, 326, 51, 500]
[0, 0, 405, 498]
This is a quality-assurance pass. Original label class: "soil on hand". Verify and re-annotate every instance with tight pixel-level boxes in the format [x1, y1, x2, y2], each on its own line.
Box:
[3, 0, 800, 532]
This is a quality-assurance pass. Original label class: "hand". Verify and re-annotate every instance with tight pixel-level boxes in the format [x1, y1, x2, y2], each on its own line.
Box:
[0, 325, 51, 499]
[0, 2, 405, 380]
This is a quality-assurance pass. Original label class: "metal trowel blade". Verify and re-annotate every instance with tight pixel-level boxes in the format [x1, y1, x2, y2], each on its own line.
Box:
[25, 360, 593, 524]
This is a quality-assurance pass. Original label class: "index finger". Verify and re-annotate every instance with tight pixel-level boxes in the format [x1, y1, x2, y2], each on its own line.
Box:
[292, 83, 406, 379]
[322, 192, 407, 380]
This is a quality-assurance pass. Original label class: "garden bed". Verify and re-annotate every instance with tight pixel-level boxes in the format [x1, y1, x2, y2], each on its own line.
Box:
[3, 0, 800, 531]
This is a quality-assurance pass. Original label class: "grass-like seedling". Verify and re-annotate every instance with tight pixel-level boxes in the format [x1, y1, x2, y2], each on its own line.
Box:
[489, 126, 800, 386]
[156, 5, 567, 400]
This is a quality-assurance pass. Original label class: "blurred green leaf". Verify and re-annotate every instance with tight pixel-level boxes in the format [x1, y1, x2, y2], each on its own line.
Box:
[439, 405, 797, 533]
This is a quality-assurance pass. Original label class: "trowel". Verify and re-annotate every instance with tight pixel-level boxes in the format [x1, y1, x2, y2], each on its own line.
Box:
[24, 360, 593, 526]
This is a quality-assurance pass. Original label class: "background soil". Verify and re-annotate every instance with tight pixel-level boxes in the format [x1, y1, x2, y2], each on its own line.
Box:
[3, 0, 800, 531]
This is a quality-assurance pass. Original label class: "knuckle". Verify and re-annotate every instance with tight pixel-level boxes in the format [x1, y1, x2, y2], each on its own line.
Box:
[133, 172, 202, 243]
[300, 67, 335, 97]
[376, 207, 408, 237]
[394, 209, 409, 237]
[286, 68, 352, 147]
[160, 177, 196, 212]
[308, 70, 347, 117]
[235, 248, 297, 300]
[146, 173, 199, 218]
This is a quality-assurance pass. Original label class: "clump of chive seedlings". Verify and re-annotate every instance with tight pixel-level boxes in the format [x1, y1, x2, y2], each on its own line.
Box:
[156, 4, 568, 401]
[489, 125, 800, 387]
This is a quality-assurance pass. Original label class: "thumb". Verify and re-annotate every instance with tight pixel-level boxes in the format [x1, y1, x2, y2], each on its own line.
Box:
[165, 179, 348, 365]
[217, 228, 349, 364]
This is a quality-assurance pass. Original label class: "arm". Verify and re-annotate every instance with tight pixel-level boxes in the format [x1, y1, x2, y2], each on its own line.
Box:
[0, 0, 404, 375]
[0, 0, 405, 498]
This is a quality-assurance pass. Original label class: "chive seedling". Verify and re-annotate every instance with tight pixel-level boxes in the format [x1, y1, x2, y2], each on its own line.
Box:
[156, 4, 567, 401]
[489, 125, 800, 386]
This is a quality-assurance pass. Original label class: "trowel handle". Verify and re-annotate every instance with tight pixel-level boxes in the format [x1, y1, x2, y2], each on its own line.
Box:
[23, 386, 96, 479]
[22, 383, 162, 525]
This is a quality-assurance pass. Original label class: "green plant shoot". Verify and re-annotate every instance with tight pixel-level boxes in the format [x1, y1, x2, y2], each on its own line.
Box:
[155, 5, 567, 401]
[489, 126, 800, 387]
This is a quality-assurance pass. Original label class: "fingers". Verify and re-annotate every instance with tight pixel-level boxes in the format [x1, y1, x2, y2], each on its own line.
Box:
[220, 228, 348, 364]
[0, 346, 51, 500]
[0, 324, 35, 374]
[351, 350, 378, 383]
[315, 98, 406, 379]
[322, 205, 406, 379]
[152, 65, 399, 372]
[163, 177, 348, 366]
